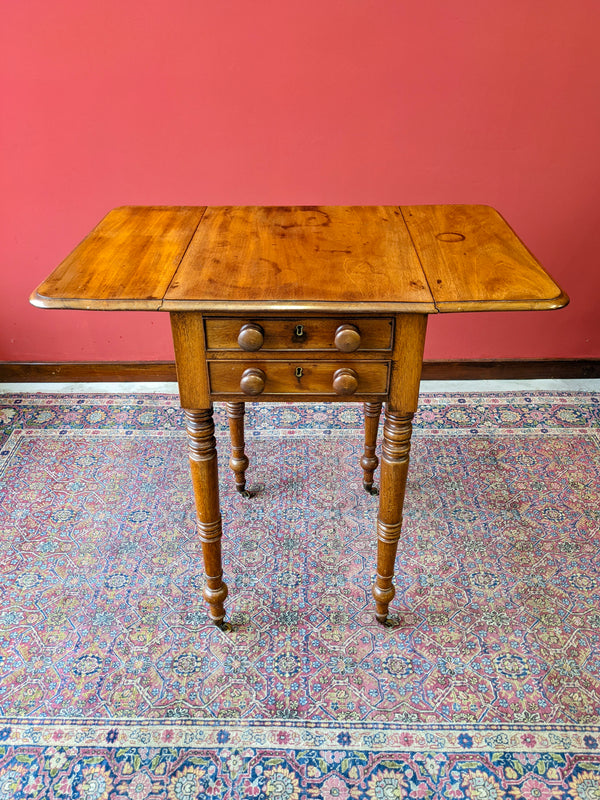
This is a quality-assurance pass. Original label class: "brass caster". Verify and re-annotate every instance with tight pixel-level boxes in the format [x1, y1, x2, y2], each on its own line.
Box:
[364, 482, 379, 496]
[214, 619, 231, 632]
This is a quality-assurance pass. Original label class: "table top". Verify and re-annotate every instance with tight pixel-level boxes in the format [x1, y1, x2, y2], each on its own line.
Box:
[31, 205, 568, 314]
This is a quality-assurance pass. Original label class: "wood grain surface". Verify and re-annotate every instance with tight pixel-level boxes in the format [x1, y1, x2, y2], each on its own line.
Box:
[27, 204, 571, 628]
[31, 205, 568, 314]
[204, 316, 393, 351]
[207, 359, 389, 397]
[164, 206, 434, 310]
[31, 206, 206, 310]
[401, 205, 568, 311]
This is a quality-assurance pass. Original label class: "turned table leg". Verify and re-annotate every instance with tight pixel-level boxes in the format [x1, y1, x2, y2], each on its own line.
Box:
[184, 407, 228, 626]
[372, 408, 414, 623]
[226, 401, 250, 496]
[361, 401, 382, 494]
[371, 313, 427, 623]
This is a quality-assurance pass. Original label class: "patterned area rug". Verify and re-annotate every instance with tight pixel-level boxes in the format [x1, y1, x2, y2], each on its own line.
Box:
[0, 391, 599, 799]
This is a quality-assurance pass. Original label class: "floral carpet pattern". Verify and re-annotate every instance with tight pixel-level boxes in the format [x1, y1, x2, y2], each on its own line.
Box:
[0, 390, 598, 798]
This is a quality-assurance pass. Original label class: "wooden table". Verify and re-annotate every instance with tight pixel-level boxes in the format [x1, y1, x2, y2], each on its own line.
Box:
[31, 205, 568, 627]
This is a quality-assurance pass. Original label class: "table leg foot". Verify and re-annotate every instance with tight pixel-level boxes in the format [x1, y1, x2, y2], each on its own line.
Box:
[361, 401, 382, 494]
[227, 402, 249, 494]
[200, 554, 229, 624]
[371, 408, 414, 623]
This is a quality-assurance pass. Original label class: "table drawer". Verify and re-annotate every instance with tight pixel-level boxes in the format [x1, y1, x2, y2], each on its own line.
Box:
[204, 317, 393, 352]
[208, 360, 389, 397]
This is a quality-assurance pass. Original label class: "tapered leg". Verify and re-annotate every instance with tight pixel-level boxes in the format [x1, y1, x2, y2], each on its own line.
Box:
[372, 407, 414, 623]
[361, 401, 382, 494]
[184, 407, 228, 625]
[226, 401, 250, 495]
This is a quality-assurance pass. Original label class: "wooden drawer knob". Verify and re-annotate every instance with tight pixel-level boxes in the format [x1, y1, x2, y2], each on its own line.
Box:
[237, 323, 264, 351]
[333, 367, 358, 396]
[334, 323, 361, 352]
[240, 367, 266, 395]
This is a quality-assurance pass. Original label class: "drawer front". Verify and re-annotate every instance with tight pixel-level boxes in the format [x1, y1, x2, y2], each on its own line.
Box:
[204, 317, 393, 352]
[208, 360, 389, 397]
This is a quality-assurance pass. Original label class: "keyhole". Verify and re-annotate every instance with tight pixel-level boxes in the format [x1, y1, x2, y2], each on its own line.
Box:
[295, 367, 303, 378]
[295, 325, 304, 337]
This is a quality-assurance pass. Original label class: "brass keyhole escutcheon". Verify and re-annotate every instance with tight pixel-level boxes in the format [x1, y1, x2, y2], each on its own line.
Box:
[295, 366, 303, 378]
[295, 324, 304, 337]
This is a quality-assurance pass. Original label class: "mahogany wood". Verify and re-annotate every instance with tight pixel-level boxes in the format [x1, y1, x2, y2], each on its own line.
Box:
[373, 409, 414, 622]
[29, 205, 569, 627]
[332, 368, 359, 396]
[239, 368, 267, 396]
[164, 206, 434, 310]
[334, 324, 361, 352]
[237, 323, 264, 352]
[226, 402, 249, 493]
[32, 206, 206, 310]
[204, 316, 393, 352]
[184, 407, 228, 625]
[401, 205, 567, 311]
[372, 314, 428, 621]
[31, 205, 568, 316]
[361, 402, 382, 493]
[208, 360, 389, 398]
[170, 313, 210, 408]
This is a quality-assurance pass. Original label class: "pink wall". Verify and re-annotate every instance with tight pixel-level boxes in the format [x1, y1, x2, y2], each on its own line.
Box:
[2, 0, 599, 363]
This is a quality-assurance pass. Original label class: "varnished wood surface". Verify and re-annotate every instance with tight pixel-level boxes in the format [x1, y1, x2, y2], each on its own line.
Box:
[361, 401, 382, 493]
[371, 313, 427, 622]
[28, 204, 570, 626]
[402, 205, 568, 311]
[32, 206, 206, 310]
[31, 205, 568, 314]
[185, 407, 228, 624]
[208, 359, 389, 397]
[165, 206, 434, 310]
[204, 316, 393, 351]
[226, 402, 249, 493]
[170, 312, 211, 408]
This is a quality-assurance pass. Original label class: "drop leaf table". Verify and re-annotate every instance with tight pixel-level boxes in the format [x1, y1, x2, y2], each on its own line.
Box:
[31, 205, 568, 626]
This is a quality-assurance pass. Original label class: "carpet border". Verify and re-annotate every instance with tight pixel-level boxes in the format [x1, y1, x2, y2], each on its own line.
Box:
[1, 719, 600, 754]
